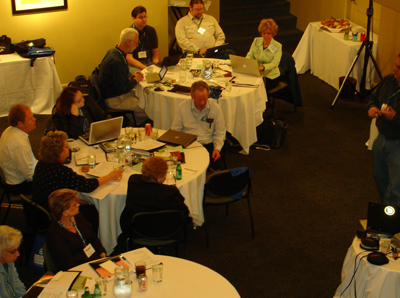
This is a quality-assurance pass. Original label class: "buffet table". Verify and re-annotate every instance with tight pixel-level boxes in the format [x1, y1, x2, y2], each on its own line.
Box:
[293, 21, 378, 91]
[136, 58, 268, 154]
[71, 248, 241, 298]
[0, 53, 62, 117]
[333, 237, 400, 298]
[68, 132, 209, 254]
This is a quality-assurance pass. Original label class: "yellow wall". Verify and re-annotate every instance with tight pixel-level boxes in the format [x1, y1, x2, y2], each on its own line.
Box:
[0, 0, 168, 84]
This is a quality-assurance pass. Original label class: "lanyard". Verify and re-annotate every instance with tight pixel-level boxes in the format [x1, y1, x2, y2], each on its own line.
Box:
[191, 16, 203, 29]
[3, 264, 17, 298]
[58, 219, 86, 245]
[116, 47, 128, 66]
[387, 87, 400, 106]
[72, 221, 87, 246]
[133, 24, 146, 51]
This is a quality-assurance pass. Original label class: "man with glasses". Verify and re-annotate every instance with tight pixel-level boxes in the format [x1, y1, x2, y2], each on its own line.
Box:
[368, 53, 400, 205]
[127, 6, 160, 73]
[175, 0, 226, 57]
[99, 28, 148, 124]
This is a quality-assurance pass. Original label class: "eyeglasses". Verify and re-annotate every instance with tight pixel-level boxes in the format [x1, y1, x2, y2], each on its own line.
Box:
[136, 15, 148, 20]
[394, 63, 400, 70]
[130, 39, 139, 46]
[6, 248, 19, 254]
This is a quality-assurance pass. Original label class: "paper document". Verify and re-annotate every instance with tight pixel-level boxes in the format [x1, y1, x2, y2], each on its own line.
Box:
[123, 247, 160, 270]
[75, 150, 106, 166]
[131, 139, 166, 151]
[86, 181, 120, 200]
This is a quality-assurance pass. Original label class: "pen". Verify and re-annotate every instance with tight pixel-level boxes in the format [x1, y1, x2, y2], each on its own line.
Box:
[229, 76, 237, 82]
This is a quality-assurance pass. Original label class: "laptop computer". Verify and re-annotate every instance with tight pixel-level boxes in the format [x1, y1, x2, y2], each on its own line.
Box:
[145, 65, 168, 83]
[157, 129, 197, 148]
[202, 43, 229, 58]
[79, 116, 123, 146]
[367, 202, 400, 235]
[229, 54, 261, 77]
[160, 55, 182, 67]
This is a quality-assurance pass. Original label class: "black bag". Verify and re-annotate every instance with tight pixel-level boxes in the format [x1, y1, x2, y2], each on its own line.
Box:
[13, 38, 46, 55]
[255, 117, 289, 149]
[0, 35, 14, 54]
[68, 75, 90, 96]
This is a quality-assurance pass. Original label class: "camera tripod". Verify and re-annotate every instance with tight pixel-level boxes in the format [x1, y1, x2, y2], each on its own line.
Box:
[331, 0, 383, 109]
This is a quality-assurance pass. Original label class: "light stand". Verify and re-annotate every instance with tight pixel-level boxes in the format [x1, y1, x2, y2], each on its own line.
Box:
[331, 0, 383, 109]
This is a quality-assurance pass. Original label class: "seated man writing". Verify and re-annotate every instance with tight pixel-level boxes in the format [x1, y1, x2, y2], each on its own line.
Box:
[99, 28, 148, 124]
[127, 6, 160, 73]
[171, 81, 226, 171]
[0, 104, 37, 195]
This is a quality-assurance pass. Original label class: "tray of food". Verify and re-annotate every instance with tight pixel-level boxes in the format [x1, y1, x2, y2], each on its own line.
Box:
[320, 18, 351, 33]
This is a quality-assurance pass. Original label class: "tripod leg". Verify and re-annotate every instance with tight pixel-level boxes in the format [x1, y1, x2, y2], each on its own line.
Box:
[331, 42, 365, 109]
[365, 44, 383, 81]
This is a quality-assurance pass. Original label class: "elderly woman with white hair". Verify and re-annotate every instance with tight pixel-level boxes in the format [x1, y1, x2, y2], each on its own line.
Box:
[0, 225, 25, 298]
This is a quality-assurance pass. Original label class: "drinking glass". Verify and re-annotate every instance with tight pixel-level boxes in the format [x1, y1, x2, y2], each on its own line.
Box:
[151, 128, 159, 140]
[186, 52, 193, 66]
[152, 263, 163, 283]
[96, 277, 107, 296]
[125, 126, 133, 135]
[66, 290, 78, 298]
[179, 68, 186, 83]
[135, 261, 147, 279]
[138, 128, 145, 142]
[87, 154, 96, 169]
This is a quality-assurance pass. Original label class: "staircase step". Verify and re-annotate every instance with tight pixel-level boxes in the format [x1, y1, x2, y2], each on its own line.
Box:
[223, 14, 298, 37]
[220, 0, 291, 22]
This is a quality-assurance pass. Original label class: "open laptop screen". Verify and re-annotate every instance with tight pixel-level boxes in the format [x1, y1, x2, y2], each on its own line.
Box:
[367, 202, 400, 235]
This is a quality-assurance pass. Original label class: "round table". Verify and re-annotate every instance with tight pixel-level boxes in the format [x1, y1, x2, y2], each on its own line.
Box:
[136, 58, 268, 154]
[67, 130, 209, 254]
[334, 237, 400, 297]
[71, 248, 241, 298]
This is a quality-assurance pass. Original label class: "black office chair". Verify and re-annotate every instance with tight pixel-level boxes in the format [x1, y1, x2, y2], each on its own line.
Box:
[203, 167, 255, 248]
[0, 167, 23, 224]
[20, 194, 52, 233]
[89, 74, 137, 127]
[267, 52, 303, 116]
[126, 210, 188, 257]
[43, 243, 57, 273]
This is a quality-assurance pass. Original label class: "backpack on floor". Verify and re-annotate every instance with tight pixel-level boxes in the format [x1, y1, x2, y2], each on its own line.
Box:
[255, 117, 289, 149]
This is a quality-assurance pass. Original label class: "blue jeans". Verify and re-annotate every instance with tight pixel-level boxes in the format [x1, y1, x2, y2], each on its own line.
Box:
[372, 133, 400, 205]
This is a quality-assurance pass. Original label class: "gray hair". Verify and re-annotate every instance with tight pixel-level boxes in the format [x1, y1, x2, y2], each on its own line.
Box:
[0, 226, 22, 255]
[120, 28, 138, 45]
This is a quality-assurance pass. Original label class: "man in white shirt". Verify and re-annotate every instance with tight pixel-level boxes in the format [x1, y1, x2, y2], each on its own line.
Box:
[171, 81, 226, 170]
[175, 0, 226, 57]
[0, 104, 37, 195]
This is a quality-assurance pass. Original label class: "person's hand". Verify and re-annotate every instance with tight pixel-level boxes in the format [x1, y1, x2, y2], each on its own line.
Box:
[259, 65, 264, 71]
[212, 149, 221, 162]
[70, 103, 79, 116]
[199, 48, 207, 56]
[368, 107, 382, 118]
[78, 199, 89, 205]
[100, 252, 106, 258]
[132, 71, 144, 83]
[109, 169, 123, 181]
[381, 105, 397, 121]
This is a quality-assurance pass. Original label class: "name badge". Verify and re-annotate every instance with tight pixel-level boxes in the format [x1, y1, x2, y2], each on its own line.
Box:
[198, 27, 206, 34]
[138, 51, 147, 59]
[268, 43, 277, 53]
[84, 243, 95, 258]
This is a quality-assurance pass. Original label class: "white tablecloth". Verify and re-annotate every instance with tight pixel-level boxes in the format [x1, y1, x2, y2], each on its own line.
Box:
[136, 59, 268, 154]
[68, 134, 209, 254]
[0, 53, 62, 117]
[71, 248, 241, 298]
[333, 237, 400, 298]
[293, 21, 378, 91]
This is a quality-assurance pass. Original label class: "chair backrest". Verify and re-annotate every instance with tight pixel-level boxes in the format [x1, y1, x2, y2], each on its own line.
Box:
[43, 243, 57, 273]
[89, 74, 108, 113]
[0, 167, 8, 189]
[20, 194, 52, 232]
[205, 167, 250, 198]
[130, 210, 186, 240]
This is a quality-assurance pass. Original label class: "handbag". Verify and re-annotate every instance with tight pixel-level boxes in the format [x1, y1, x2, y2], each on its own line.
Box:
[0, 35, 14, 54]
[13, 38, 46, 55]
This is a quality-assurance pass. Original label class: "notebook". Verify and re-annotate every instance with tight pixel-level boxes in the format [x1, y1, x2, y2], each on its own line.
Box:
[367, 202, 400, 235]
[157, 129, 197, 148]
[145, 65, 168, 83]
[202, 43, 229, 58]
[79, 116, 123, 146]
[229, 54, 261, 77]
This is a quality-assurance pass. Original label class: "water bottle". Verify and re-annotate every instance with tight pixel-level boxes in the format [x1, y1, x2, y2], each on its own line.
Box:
[176, 162, 182, 180]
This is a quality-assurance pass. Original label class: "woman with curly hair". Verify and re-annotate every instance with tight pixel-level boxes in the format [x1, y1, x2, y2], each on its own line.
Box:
[246, 18, 282, 91]
[32, 130, 122, 210]
[50, 86, 107, 139]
